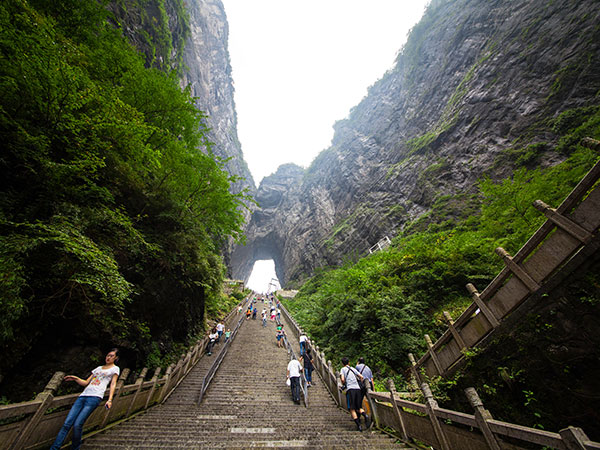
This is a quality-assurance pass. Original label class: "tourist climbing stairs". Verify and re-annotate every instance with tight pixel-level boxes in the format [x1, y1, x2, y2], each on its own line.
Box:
[82, 304, 413, 449]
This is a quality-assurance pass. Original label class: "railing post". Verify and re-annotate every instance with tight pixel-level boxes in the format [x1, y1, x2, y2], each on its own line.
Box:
[421, 382, 451, 450]
[465, 387, 501, 450]
[328, 360, 341, 407]
[126, 368, 148, 418]
[467, 283, 500, 328]
[181, 351, 192, 376]
[101, 368, 130, 428]
[424, 334, 443, 375]
[9, 371, 64, 450]
[387, 379, 409, 441]
[365, 384, 380, 429]
[443, 311, 467, 351]
[159, 364, 174, 403]
[559, 426, 593, 450]
[495, 247, 541, 292]
[144, 367, 162, 410]
[408, 353, 421, 388]
[532, 200, 592, 244]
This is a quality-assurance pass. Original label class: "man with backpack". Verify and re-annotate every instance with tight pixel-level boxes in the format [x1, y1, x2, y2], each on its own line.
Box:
[340, 357, 370, 431]
[355, 357, 374, 390]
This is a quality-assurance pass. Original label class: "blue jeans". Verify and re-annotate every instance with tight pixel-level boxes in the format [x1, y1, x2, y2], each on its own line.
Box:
[304, 367, 312, 383]
[299, 341, 305, 355]
[50, 395, 102, 450]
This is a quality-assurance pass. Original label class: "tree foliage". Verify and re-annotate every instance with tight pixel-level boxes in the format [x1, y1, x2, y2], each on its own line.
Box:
[0, 0, 249, 395]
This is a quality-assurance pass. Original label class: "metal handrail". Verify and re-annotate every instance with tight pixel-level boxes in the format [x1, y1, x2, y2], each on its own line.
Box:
[196, 305, 246, 405]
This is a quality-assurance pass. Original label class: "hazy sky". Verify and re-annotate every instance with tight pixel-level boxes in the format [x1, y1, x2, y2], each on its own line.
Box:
[222, 0, 429, 186]
[222, 1, 429, 291]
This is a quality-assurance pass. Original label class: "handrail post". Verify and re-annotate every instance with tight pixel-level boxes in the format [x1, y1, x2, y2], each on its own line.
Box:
[144, 367, 162, 410]
[421, 382, 451, 450]
[467, 283, 500, 328]
[465, 387, 501, 450]
[365, 384, 380, 430]
[443, 311, 467, 351]
[387, 379, 409, 441]
[100, 368, 130, 428]
[424, 334, 443, 375]
[560, 426, 593, 450]
[9, 371, 64, 450]
[159, 365, 174, 403]
[126, 368, 148, 418]
[408, 353, 421, 389]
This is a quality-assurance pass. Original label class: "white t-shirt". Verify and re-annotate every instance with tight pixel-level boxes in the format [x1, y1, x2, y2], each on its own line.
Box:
[299, 335, 307, 343]
[81, 365, 120, 398]
[287, 359, 302, 378]
[216, 323, 225, 332]
[341, 366, 361, 390]
[209, 332, 218, 340]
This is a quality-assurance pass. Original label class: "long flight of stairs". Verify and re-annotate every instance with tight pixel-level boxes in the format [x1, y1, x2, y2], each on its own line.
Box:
[83, 304, 414, 449]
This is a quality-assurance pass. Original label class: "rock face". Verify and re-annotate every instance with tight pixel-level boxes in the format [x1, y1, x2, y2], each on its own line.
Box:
[230, 164, 304, 283]
[180, 0, 255, 197]
[230, 0, 600, 285]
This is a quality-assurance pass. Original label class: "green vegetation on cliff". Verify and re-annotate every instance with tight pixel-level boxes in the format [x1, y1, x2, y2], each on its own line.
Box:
[283, 108, 600, 431]
[0, 0, 249, 399]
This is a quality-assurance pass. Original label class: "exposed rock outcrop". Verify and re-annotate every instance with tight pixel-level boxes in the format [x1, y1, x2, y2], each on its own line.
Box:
[180, 0, 255, 196]
[231, 0, 600, 285]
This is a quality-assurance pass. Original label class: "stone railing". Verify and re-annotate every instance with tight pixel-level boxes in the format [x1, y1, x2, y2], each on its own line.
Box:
[0, 303, 241, 449]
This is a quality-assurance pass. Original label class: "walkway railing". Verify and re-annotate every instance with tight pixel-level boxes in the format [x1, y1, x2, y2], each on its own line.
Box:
[413, 137, 600, 379]
[278, 137, 600, 449]
[0, 303, 241, 450]
[281, 301, 600, 450]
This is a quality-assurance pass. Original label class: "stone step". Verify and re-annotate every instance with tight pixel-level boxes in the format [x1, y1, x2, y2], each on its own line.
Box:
[83, 311, 413, 449]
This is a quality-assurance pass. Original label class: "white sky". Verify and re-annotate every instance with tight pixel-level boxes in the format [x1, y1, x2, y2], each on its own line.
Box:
[246, 259, 281, 293]
[222, 1, 429, 291]
[222, 0, 429, 186]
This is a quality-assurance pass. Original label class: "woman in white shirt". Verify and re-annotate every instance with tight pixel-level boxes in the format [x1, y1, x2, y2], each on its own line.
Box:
[50, 348, 120, 450]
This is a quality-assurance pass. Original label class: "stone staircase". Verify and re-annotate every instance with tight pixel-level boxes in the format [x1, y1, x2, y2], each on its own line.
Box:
[83, 307, 413, 449]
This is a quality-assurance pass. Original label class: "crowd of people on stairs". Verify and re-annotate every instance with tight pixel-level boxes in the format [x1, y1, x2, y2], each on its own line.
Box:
[239, 293, 380, 434]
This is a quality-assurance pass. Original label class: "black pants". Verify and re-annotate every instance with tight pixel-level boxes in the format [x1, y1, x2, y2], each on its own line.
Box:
[290, 376, 301, 402]
[207, 339, 215, 354]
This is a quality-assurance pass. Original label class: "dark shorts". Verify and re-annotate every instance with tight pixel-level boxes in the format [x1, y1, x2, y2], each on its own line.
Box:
[346, 388, 363, 411]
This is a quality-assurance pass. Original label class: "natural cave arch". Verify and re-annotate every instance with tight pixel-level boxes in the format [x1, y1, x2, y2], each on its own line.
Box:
[229, 235, 285, 288]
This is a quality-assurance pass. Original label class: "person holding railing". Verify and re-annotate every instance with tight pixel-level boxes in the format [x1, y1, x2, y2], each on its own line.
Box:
[49, 349, 120, 450]
[276, 325, 286, 348]
[299, 333, 308, 355]
[286, 355, 303, 404]
[303, 348, 314, 387]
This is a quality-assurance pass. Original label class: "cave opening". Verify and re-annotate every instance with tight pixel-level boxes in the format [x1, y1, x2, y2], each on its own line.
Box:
[246, 259, 281, 294]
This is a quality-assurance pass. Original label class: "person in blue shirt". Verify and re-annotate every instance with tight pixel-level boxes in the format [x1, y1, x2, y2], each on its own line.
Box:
[355, 357, 374, 390]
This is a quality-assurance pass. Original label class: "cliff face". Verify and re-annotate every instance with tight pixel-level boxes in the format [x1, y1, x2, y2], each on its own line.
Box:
[230, 0, 600, 285]
[180, 0, 255, 196]
[109, 0, 254, 197]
